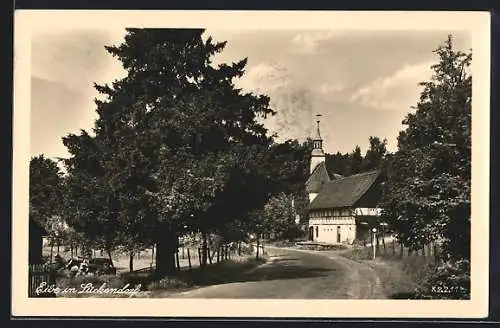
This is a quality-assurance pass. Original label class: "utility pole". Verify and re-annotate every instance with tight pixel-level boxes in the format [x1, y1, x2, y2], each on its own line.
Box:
[372, 227, 377, 260]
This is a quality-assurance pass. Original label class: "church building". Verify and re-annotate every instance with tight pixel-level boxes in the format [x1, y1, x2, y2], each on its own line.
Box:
[306, 117, 384, 244]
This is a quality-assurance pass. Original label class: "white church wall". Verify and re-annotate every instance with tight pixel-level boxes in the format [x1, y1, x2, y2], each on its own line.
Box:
[310, 156, 324, 174]
[309, 215, 357, 244]
[308, 193, 318, 202]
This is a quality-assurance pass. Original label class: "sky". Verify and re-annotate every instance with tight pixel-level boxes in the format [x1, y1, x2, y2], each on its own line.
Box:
[30, 28, 471, 160]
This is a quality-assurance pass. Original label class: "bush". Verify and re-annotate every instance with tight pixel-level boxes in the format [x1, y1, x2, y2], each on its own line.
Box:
[147, 277, 192, 291]
[415, 259, 470, 299]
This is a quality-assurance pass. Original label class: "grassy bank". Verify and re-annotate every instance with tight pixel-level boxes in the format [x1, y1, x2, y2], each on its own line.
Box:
[54, 254, 267, 298]
[342, 245, 438, 299]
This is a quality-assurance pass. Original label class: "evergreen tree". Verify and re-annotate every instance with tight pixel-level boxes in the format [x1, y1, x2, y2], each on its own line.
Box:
[362, 136, 388, 171]
[348, 146, 364, 175]
[62, 29, 305, 276]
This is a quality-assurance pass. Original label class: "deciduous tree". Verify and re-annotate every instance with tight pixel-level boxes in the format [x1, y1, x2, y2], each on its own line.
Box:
[381, 35, 472, 263]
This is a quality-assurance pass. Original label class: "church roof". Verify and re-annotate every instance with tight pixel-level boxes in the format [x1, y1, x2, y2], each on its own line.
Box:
[305, 162, 344, 193]
[308, 170, 382, 210]
[305, 162, 330, 193]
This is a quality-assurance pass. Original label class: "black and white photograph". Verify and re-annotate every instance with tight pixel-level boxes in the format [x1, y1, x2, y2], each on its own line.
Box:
[13, 10, 490, 318]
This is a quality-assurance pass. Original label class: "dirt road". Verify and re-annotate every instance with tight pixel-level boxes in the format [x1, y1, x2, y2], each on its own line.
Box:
[166, 246, 385, 299]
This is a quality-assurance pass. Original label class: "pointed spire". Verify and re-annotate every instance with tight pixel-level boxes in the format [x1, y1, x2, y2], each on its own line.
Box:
[315, 114, 322, 140]
[310, 113, 325, 174]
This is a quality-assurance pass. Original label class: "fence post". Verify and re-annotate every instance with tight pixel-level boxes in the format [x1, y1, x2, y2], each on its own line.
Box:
[175, 251, 180, 271]
[151, 245, 155, 265]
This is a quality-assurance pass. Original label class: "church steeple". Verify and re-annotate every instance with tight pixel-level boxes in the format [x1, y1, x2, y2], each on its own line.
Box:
[310, 114, 326, 174]
[313, 116, 323, 150]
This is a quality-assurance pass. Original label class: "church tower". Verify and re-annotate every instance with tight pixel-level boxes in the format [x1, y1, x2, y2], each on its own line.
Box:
[310, 114, 326, 174]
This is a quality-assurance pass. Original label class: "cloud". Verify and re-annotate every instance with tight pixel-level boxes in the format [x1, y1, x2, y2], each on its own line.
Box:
[31, 29, 127, 159]
[235, 61, 316, 142]
[349, 62, 434, 111]
[31, 29, 127, 91]
[236, 61, 292, 93]
[291, 31, 344, 55]
[317, 83, 344, 94]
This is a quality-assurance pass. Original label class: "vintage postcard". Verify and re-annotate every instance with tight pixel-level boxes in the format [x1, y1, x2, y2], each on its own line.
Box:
[13, 10, 490, 318]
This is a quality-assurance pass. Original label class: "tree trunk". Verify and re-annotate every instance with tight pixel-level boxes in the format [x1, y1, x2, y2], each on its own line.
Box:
[201, 231, 208, 267]
[129, 252, 134, 272]
[155, 227, 177, 278]
[107, 249, 114, 267]
[238, 242, 241, 256]
[187, 248, 192, 269]
[256, 238, 260, 259]
[208, 248, 213, 265]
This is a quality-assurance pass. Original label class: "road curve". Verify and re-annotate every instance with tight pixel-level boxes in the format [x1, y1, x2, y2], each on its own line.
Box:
[166, 246, 385, 299]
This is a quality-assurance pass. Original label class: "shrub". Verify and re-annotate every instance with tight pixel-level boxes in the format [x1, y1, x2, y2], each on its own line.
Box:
[147, 277, 192, 291]
[415, 259, 470, 299]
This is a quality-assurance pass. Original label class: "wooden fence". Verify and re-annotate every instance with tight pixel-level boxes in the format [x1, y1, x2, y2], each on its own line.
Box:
[362, 238, 441, 264]
[28, 264, 57, 297]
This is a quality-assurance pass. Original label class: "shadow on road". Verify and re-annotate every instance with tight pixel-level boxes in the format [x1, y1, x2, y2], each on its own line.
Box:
[270, 257, 300, 262]
[182, 258, 336, 287]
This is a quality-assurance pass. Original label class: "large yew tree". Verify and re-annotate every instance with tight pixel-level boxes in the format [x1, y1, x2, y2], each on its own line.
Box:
[382, 35, 472, 262]
[62, 28, 292, 277]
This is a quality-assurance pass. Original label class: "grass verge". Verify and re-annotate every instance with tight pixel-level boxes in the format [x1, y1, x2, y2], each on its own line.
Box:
[54, 255, 267, 298]
[341, 246, 437, 299]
